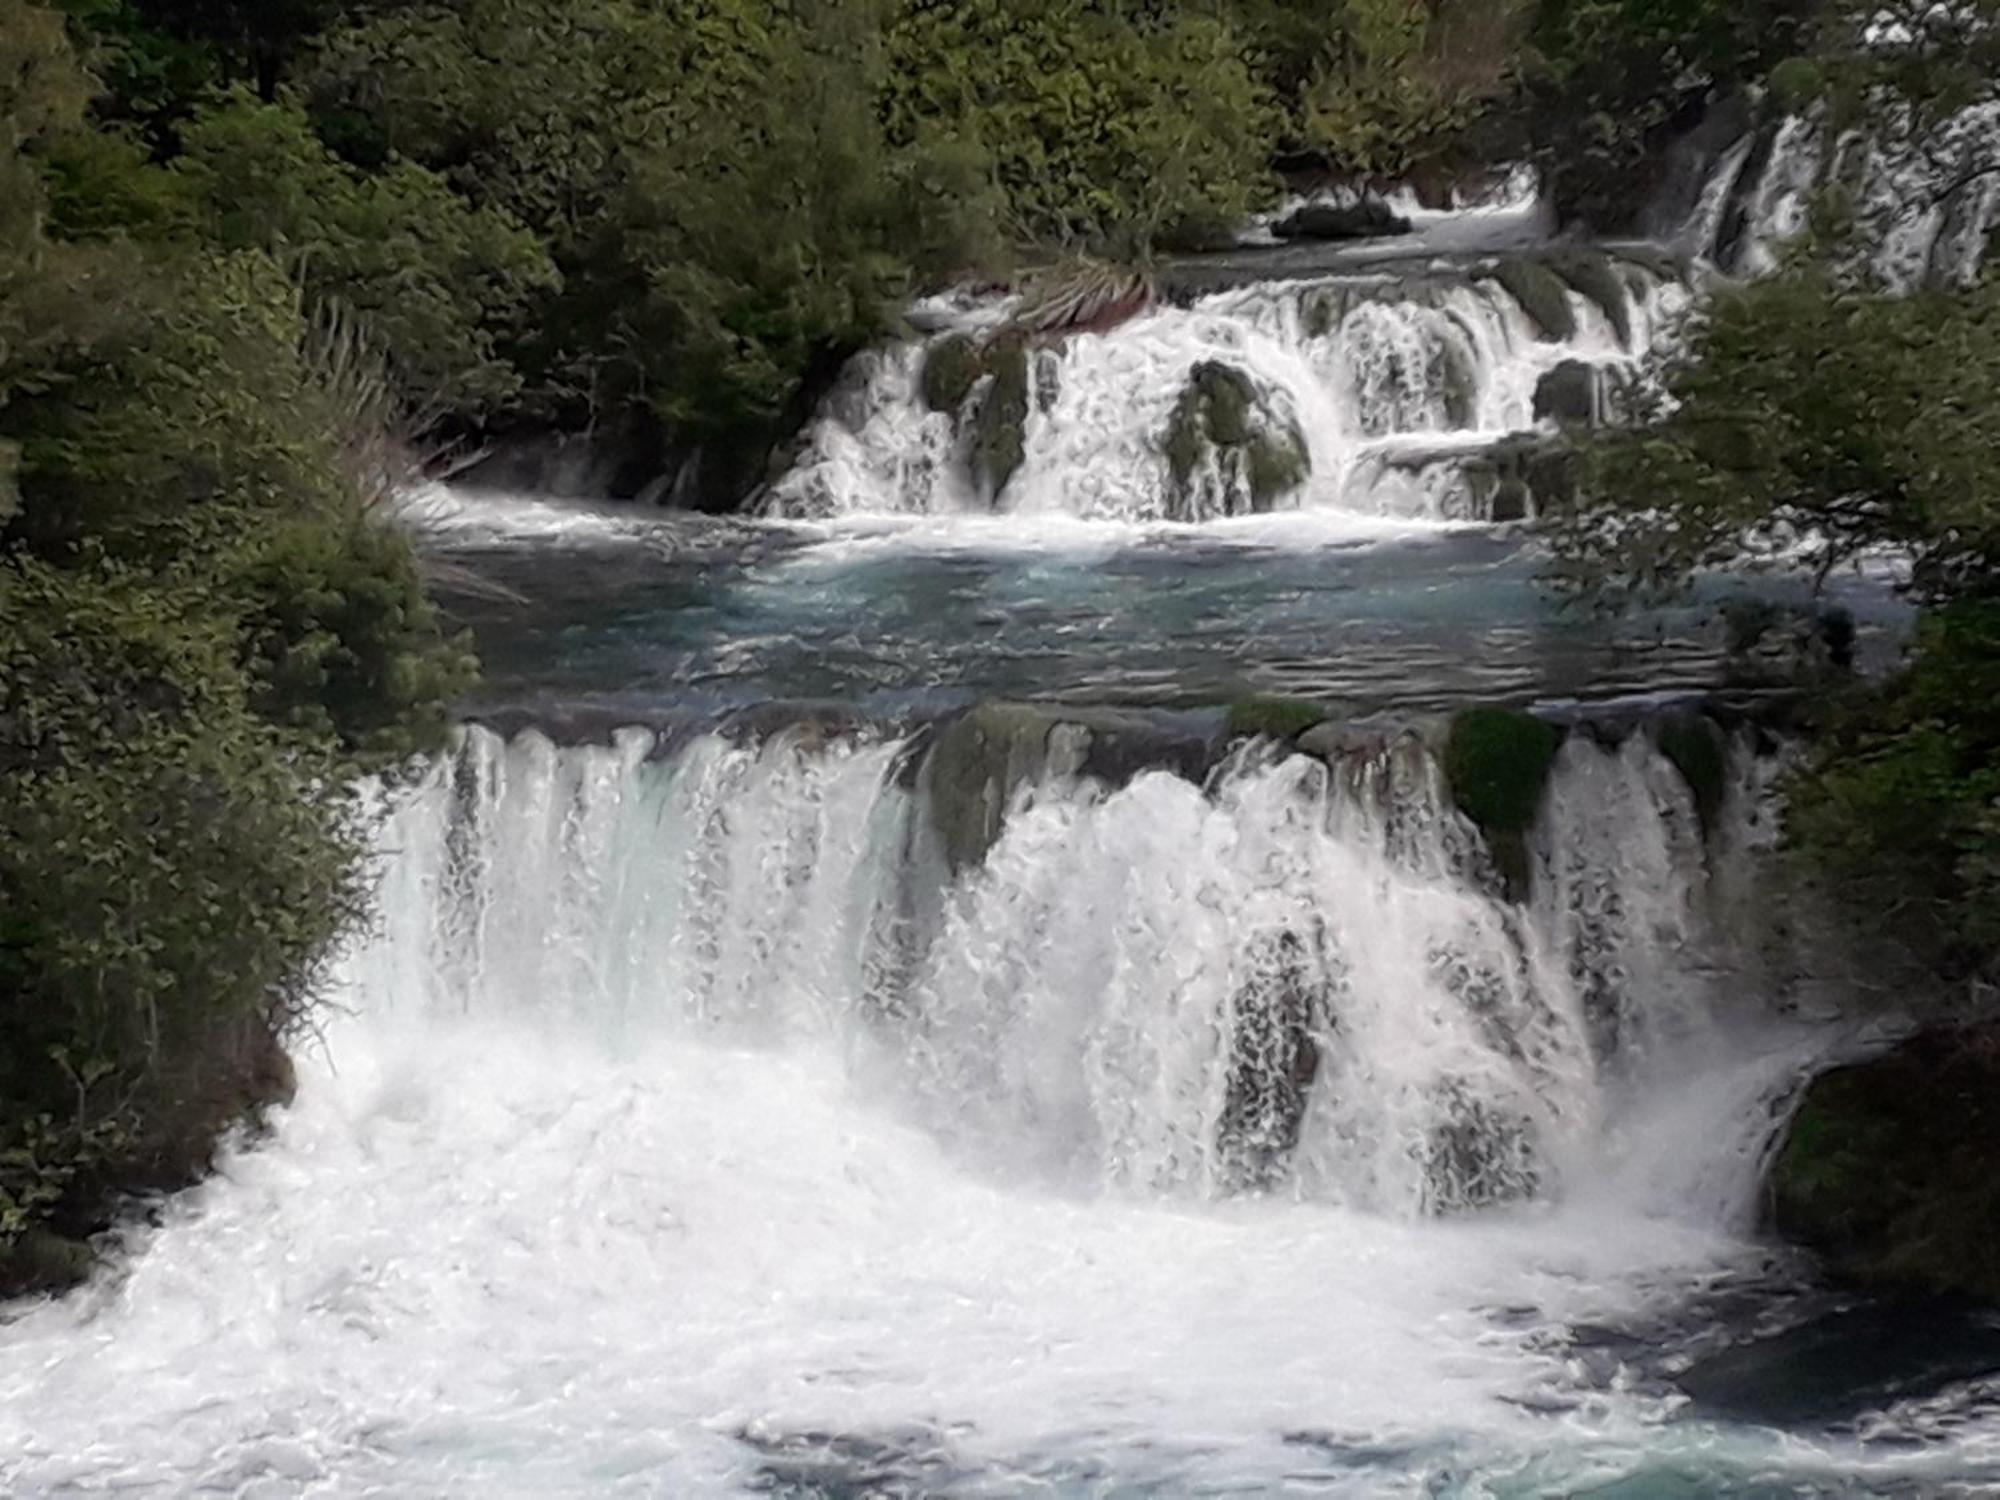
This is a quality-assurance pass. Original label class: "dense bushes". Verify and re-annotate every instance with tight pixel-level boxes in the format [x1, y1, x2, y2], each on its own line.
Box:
[1553, 263, 2000, 989]
[0, 4, 468, 1288]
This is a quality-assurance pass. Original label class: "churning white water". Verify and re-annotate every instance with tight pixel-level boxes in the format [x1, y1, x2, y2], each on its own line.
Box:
[771, 267, 1689, 526]
[7, 721, 1961, 1496]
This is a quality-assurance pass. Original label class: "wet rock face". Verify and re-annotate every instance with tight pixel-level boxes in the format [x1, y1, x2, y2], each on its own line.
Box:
[1219, 928, 1327, 1189]
[1771, 1025, 2000, 1302]
[1163, 361, 1309, 521]
[918, 703, 1219, 871]
[1533, 360, 1599, 427]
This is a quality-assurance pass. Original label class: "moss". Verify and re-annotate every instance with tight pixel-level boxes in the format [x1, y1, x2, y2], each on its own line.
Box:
[1545, 248, 1632, 345]
[1488, 259, 1577, 342]
[1246, 427, 1308, 509]
[1192, 360, 1255, 445]
[1167, 361, 1308, 518]
[971, 342, 1030, 501]
[1657, 713, 1729, 832]
[1445, 707, 1562, 836]
[1772, 1027, 2000, 1302]
[1227, 697, 1328, 741]
[920, 333, 984, 414]
[0, 1229, 94, 1299]
[1768, 56, 1829, 113]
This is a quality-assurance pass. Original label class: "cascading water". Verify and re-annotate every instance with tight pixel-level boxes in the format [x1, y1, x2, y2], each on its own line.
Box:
[7, 717, 1937, 1497]
[769, 261, 1690, 527]
[1692, 99, 2000, 288]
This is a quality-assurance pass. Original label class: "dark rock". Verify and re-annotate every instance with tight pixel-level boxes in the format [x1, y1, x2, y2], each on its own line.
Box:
[1226, 698, 1328, 742]
[918, 702, 1219, 871]
[1678, 1298, 2000, 1426]
[1655, 712, 1729, 832]
[970, 343, 1031, 503]
[1486, 259, 1577, 342]
[1164, 361, 1309, 521]
[1533, 361, 1600, 427]
[0, 1229, 94, 1299]
[1545, 248, 1634, 345]
[1772, 1024, 2000, 1301]
[1274, 200, 1415, 242]
[920, 334, 984, 415]
[1639, 88, 1758, 242]
[1444, 707, 1563, 900]
[1219, 927, 1327, 1188]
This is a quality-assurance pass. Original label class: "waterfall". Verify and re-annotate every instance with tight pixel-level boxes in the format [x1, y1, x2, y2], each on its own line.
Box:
[767, 261, 1690, 526]
[0, 713, 1894, 1496]
[1689, 99, 2000, 288]
[350, 719, 1810, 1225]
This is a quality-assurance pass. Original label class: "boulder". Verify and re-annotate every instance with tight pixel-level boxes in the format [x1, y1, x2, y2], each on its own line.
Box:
[1486, 259, 1577, 342]
[1533, 361, 1599, 427]
[918, 703, 1219, 870]
[1274, 199, 1414, 242]
[970, 344, 1030, 504]
[1443, 707, 1563, 899]
[1771, 1024, 2000, 1302]
[1164, 361, 1310, 522]
[1219, 927, 1327, 1189]
[919, 334, 984, 415]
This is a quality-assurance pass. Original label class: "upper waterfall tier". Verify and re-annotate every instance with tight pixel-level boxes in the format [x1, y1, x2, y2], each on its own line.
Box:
[1673, 98, 2000, 289]
[766, 247, 1690, 526]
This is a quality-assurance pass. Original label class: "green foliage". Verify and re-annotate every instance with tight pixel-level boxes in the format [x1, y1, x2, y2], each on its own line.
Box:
[1555, 261, 2000, 984]
[1554, 269, 2000, 604]
[0, 563, 362, 1266]
[1523, 0, 1820, 226]
[0, 4, 471, 1274]
[1772, 1027, 2000, 1300]
[1784, 603, 2000, 977]
[172, 97, 556, 414]
[881, 0, 1281, 259]
[1226, 697, 1328, 741]
[1295, 0, 1527, 181]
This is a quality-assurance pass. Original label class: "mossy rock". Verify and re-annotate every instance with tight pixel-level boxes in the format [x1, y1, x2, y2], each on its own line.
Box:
[1445, 710, 1562, 897]
[1166, 361, 1309, 518]
[1768, 56, 1829, 113]
[1246, 429, 1308, 510]
[920, 333, 984, 415]
[1772, 1026, 2000, 1302]
[971, 343, 1030, 501]
[1656, 713, 1729, 832]
[1192, 360, 1256, 446]
[1488, 260, 1577, 342]
[1533, 361, 1598, 427]
[1302, 292, 1339, 340]
[1227, 697, 1328, 742]
[0, 1228, 94, 1299]
[1544, 249, 1633, 345]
